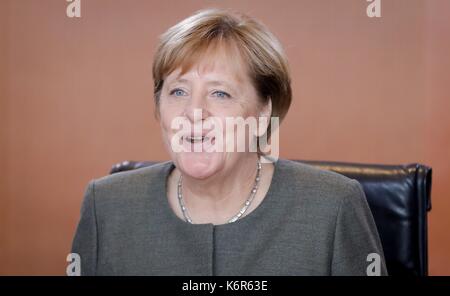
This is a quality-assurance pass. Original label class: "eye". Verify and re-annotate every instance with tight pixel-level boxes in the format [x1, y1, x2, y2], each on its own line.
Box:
[169, 88, 187, 97]
[212, 90, 231, 99]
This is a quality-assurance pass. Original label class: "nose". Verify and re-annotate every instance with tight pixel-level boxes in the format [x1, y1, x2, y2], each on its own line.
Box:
[184, 91, 210, 123]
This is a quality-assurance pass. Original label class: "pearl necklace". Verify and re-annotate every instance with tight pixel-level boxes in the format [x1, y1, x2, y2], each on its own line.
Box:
[177, 159, 262, 224]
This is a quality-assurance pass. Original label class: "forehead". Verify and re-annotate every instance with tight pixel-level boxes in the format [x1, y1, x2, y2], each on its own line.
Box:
[165, 41, 251, 87]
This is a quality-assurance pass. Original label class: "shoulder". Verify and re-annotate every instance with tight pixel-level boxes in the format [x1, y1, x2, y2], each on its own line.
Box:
[275, 158, 361, 195]
[94, 161, 172, 187]
[87, 161, 174, 206]
[273, 159, 364, 211]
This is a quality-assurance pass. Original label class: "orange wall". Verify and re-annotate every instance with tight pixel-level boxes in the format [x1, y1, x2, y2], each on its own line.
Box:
[0, 0, 449, 275]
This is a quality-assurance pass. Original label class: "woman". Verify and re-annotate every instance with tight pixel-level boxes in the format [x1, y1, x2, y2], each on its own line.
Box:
[72, 8, 387, 276]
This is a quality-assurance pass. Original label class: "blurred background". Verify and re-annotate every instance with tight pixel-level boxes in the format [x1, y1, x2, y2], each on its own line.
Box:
[0, 0, 449, 275]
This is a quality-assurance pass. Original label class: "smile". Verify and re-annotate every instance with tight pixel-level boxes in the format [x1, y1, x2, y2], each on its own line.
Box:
[184, 136, 212, 144]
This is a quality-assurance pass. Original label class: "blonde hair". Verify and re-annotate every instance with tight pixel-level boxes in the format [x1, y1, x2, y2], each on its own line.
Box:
[152, 8, 292, 131]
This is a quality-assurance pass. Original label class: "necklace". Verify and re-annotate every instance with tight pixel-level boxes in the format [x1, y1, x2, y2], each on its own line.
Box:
[177, 159, 262, 224]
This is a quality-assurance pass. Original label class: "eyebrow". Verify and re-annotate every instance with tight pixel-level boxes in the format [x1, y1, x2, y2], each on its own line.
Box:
[172, 78, 189, 84]
[169, 78, 237, 90]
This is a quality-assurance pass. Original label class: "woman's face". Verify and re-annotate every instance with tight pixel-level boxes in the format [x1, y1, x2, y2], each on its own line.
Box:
[158, 46, 270, 180]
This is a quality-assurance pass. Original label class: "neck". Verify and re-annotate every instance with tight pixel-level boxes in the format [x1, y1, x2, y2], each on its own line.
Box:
[179, 153, 260, 210]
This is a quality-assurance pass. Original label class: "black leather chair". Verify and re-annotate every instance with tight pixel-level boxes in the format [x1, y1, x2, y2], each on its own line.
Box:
[110, 159, 432, 276]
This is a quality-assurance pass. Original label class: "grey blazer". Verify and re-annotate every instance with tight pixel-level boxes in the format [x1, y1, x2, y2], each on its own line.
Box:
[71, 159, 387, 275]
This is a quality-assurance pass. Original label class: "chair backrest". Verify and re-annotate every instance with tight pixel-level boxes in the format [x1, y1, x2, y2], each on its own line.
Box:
[110, 159, 432, 276]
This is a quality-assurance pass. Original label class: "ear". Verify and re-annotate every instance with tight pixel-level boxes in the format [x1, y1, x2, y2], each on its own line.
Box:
[255, 99, 272, 137]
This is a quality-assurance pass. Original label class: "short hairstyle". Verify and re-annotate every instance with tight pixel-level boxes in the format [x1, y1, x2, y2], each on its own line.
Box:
[152, 8, 292, 130]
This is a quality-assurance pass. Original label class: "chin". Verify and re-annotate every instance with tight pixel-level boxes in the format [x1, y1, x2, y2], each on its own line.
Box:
[176, 152, 224, 180]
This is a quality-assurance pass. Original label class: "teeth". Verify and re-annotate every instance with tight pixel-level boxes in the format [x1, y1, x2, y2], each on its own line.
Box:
[185, 136, 209, 143]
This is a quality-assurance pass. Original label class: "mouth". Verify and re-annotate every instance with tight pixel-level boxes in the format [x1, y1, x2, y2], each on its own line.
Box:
[184, 135, 210, 143]
[181, 135, 217, 152]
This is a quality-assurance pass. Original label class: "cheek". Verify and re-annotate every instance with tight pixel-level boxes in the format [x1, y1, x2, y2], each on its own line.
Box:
[212, 99, 259, 119]
[158, 110, 176, 142]
[159, 101, 181, 129]
[235, 94, 262, 118]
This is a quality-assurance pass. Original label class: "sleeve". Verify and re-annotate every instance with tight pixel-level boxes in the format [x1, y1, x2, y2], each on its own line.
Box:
[330, 179, 388, 276]
[71, 180, 98, 276]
